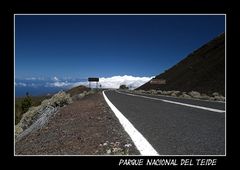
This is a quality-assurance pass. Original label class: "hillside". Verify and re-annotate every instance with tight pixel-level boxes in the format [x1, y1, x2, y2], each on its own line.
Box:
[15, 88, 139, 155]
[66, 85, 90, 97]
[137, 33, 225, 96]
[15, 85, 90, 125]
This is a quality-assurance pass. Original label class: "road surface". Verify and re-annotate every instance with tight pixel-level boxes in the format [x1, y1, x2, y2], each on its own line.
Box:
[104, 90, 225, 155]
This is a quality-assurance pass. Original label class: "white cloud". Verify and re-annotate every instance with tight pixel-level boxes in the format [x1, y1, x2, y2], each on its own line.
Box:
[25, 77, 36, 80]
[71, 81, 88, 87]
[15, 82, 41, 87]
[40, 75, 153, 89]
[48, 75, 153, 89]
[15, 82, 27, 87]
[98, 75, 153, 89]
[45, 80, 86, 88]
[46, 81, 71, 87]
[24, 77, 45, 81]
[53, 76, 59, 81]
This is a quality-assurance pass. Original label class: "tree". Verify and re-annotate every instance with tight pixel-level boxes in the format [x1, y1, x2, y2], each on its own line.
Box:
[119, 84, 129, 89]
[21, 92, 33, 113]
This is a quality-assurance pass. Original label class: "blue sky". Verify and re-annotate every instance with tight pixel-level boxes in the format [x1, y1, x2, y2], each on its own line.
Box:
[15, 15, 225, 79]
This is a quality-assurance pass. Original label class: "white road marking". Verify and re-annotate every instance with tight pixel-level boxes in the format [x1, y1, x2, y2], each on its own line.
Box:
[103, 90, 159, 156]
[117, 91, 225, 113]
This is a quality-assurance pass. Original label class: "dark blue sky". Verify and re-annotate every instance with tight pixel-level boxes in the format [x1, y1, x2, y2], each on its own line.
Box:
[15, 15, 225, 79]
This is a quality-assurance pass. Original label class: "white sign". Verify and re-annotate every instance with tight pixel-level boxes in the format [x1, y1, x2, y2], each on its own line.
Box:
[150, 79, 166, 85]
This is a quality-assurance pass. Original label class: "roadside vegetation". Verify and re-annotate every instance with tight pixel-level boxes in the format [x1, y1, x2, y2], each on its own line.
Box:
[123, 89, 225, 101]
[119, 84, 129, 90]
[15, 85, 93, 125]
[15, 93, 52, 125]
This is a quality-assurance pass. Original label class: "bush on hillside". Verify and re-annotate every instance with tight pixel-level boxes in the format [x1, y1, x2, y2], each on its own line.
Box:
[21, 92, 33, 114]
[119, 85, 129, 89]
[15, 91, 73, 137]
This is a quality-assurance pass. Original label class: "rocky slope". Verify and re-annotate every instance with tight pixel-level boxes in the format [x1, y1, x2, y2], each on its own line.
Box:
[15, 89, 139, 155]
[66, 85, 90, 97]
[137, 33, 225, 96]
[15, 91, 73, 141]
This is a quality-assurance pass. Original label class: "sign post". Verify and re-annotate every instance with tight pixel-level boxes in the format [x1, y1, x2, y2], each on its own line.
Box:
[88, 77, 99, 88]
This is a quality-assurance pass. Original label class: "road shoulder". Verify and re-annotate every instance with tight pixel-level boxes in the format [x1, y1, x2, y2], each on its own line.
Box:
[15, 91, 139, 155]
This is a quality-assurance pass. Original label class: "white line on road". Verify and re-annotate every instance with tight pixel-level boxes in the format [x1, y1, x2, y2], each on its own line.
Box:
[117, 91, 225, 113]
[103, 90, 159, 156]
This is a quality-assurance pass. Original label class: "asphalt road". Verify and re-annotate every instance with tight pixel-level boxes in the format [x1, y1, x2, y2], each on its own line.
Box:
[104, 90, 225, 155]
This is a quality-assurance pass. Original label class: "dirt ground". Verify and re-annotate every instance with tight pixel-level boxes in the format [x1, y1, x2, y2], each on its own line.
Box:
[15, 91, 139, 155]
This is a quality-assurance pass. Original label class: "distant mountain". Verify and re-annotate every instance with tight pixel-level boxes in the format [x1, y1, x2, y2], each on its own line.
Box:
[137, 33, 225, 96]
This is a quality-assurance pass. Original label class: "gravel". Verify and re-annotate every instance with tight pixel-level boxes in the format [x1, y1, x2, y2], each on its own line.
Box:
[15, 91, 139, 155]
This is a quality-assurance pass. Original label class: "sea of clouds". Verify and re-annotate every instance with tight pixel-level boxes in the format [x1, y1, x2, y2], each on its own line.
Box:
[15, 75, 153, 96]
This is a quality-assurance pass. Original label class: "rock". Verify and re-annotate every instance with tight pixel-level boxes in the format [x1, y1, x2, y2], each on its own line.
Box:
[162, 91, 172, 95]
[180, 93, 191, 99]
[76, 93, 86, 100]
[18, 105, 42, 131]
[15, 91, 72, 138]
[156, 90, 163, 94]
[106, 149, 111, 154]
[145, 90, 151, 94]
[212, 92, 220, 97]
[171, 91, 181, 96]
[211, 92, 225, 101]
[16, 105, 57, 142]
[134, 90, 140, 94]
[199, 94, 211, 100]
[15, 125, 23, 134]
[214, 95, 225, 101]
[209, 97, 215, 101]
[41, 91, 72, 107]
[87, 90, 95, 95]
[41, 100, 50, 107]
[150, 90, 157, 94]
[112, 147, 122, 153]
[103, 142, 108, 146]
[161, 91, 167, 95]
[50, 92, 72, 107]
[188, 91, 201, 98]
[137, 90, 145, 94]
[124, 143, 132, 148]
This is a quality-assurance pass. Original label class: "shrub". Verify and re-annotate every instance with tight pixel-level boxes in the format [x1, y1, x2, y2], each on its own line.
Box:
[119, 85, 129, 89]
[15, 101, 22, 124]
[21, 92, 33, 113]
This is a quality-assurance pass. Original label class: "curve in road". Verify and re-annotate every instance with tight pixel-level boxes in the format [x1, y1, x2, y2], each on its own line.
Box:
[103, 90, 225, 156]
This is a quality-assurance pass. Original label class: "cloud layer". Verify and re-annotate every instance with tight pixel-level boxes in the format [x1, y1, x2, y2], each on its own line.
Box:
[15, 75, 153, 89]
[98, 75, 153, 89]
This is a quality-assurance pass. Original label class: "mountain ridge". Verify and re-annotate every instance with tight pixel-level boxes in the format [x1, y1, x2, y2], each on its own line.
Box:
[137, 33, 225, 96]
